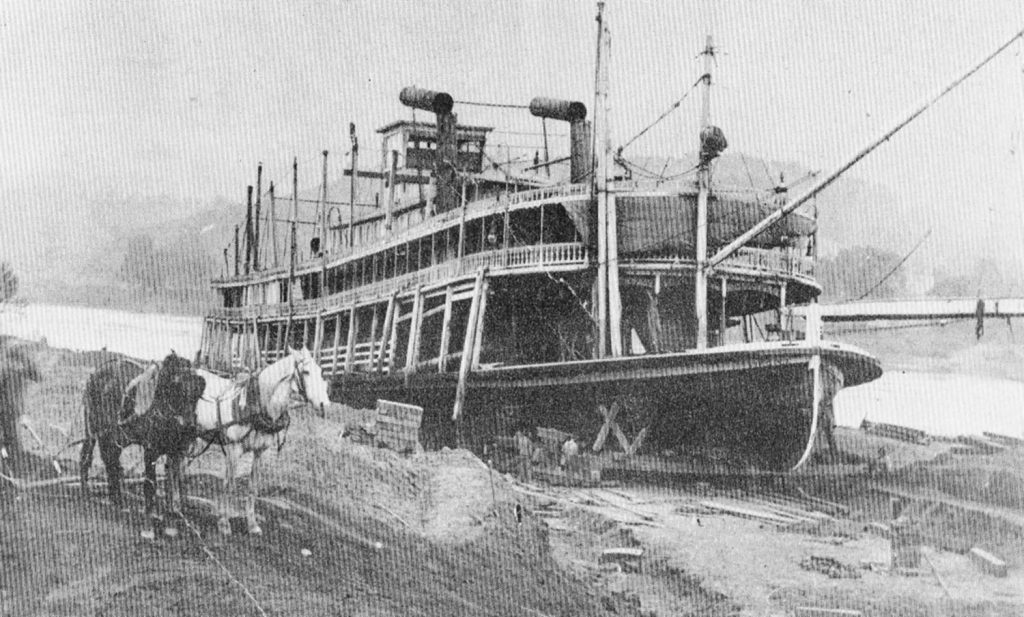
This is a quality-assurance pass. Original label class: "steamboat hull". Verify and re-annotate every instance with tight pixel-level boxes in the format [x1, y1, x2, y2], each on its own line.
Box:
[330, 343, 879, 471]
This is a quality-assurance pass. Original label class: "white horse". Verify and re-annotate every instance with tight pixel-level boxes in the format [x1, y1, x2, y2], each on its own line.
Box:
[194, 347, 331, 535]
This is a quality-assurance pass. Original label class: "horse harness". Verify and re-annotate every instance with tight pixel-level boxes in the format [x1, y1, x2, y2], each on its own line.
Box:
[197, 363, 304, 450]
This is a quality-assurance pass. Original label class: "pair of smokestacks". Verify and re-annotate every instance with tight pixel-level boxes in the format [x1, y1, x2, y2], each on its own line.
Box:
[399, 87, 590, 214]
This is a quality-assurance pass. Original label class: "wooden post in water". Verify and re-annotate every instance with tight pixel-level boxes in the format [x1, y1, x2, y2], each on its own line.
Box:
[253, 164, 262, 271]
[349, 123, 358, 249]
[453, 268, 486, 421]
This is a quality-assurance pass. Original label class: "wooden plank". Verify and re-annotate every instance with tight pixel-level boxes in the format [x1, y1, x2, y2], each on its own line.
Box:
[795, 608, 862, 617]
[453, 268, 486, 421]
[700, 500, 797, 526]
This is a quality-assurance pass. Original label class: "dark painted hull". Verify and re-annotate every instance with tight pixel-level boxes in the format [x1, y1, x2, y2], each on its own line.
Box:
[330, 341, 880, 471]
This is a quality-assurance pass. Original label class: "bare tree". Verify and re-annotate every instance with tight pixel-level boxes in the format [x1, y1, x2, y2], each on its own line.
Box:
[0, 262, 17, 304]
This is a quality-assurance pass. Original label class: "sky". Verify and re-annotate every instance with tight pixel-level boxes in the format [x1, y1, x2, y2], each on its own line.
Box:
[1, 0, 1023, 282]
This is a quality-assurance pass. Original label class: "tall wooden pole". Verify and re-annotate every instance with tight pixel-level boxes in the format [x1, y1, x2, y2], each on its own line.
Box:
[592, 1, 608, 358]
[284, 157, 298, 345]
[694, 35, 713, 350]
[233, 225, 240, 277]
[269, 182, 278, 268]
[244, 185, 253, 275]
[386, 150, 398, 232]
[253, 163, 262, 271]
[349, 123, 358, 249]
[320, 150, 329, 252]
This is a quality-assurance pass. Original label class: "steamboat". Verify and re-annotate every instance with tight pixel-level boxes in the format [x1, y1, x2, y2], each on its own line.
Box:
[198, 7, 893, 471]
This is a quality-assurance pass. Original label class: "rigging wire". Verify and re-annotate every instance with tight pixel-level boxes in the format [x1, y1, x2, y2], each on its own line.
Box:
[616, 77, 703, 157]
[847, 228, 933, 302]
[453, 99, 530, 109]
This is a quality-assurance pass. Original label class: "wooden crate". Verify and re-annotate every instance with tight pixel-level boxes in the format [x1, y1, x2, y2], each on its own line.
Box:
[375, 399, 424, 454]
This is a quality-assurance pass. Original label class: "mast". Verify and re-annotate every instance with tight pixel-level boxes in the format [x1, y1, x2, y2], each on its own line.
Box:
[592, 0, 608, 358]
[253, 163, 262, 271]
[320, 150, 329, 252]
[285, 157, 298, 343]
[349, 123, 358, 248]
[694, 35, 713, 350]
[243, 185, 253, 275]
[269, 182, 278, 268]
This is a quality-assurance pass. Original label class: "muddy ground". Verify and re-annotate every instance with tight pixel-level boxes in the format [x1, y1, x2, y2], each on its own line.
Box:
[2, 339, 1023, 616]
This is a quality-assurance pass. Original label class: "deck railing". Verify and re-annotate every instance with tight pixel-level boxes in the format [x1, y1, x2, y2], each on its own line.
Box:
[208, 241, 589, 320]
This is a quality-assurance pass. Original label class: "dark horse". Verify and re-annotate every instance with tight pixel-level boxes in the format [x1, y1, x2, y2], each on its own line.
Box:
[81, 352, 205, 539]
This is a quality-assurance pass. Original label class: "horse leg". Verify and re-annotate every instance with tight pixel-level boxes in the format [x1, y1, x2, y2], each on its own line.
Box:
[245, 448, 264, 535]
[163, 452, 183, 538]
[78, 434, 96, 497]
[217, 444, 239, 536]
[98, 437, 124, 510]
[141, 449, 159, 540]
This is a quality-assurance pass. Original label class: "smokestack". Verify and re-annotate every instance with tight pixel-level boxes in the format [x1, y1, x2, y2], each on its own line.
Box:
[529, 97, 590, 183]
[400, 87, 459, 213]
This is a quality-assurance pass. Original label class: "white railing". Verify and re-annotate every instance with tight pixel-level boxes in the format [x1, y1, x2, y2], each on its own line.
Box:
[209, 242, 588, 320]
[729, 246, 815, 278]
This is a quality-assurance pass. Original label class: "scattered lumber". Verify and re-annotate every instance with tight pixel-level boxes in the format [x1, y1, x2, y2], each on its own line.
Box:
[953, 435, 1007, 455]
[968, 547, 1008, 577]
[860, 419, 930, 445]
[795, 608, 863, 617]
[699, 500, 797, 526]
[795, 488, 851, 517]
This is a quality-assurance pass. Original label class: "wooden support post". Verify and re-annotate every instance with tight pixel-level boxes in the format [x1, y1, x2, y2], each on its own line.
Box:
[471, 277, 489, 368]
[367, 303, 381, 369]
[302, 319, 311, 351]
[269, 183, 278, 268]
[385, 150, 397, 233]
[312, 314, 325, 363]
[405, 288, 425, 373]
[252, 316, 261, 368]
[331, 314, 343, 377]
[719, 277, 728, 346]
[607, 193, 623, 356]
[344, 305, 358, 374]
[453, 268, 486, 421]
[437, 285, 454, 373]
[376, 293, 398, 374]
[244, 185, 253, 274]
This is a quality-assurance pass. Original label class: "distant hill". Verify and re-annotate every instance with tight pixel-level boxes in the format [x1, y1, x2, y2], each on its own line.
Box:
[12, 150, 1016, 314]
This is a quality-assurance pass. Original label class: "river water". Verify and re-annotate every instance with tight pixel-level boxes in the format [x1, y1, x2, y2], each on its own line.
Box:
[2, 303, 1021, 438]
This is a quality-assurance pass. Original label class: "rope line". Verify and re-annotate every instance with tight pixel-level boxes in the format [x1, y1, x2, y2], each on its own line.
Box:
[617, 77, 703, 156]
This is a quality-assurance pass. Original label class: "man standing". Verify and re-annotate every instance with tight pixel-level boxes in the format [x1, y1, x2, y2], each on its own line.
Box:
[0, 341, 41, 478]
[514, 429, 534, 482]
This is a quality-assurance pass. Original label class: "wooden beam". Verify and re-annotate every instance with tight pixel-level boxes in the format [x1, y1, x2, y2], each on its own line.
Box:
[453, 268, 486, 421]
[367, 302, 381, 369]
[438, 285, 454, 373]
